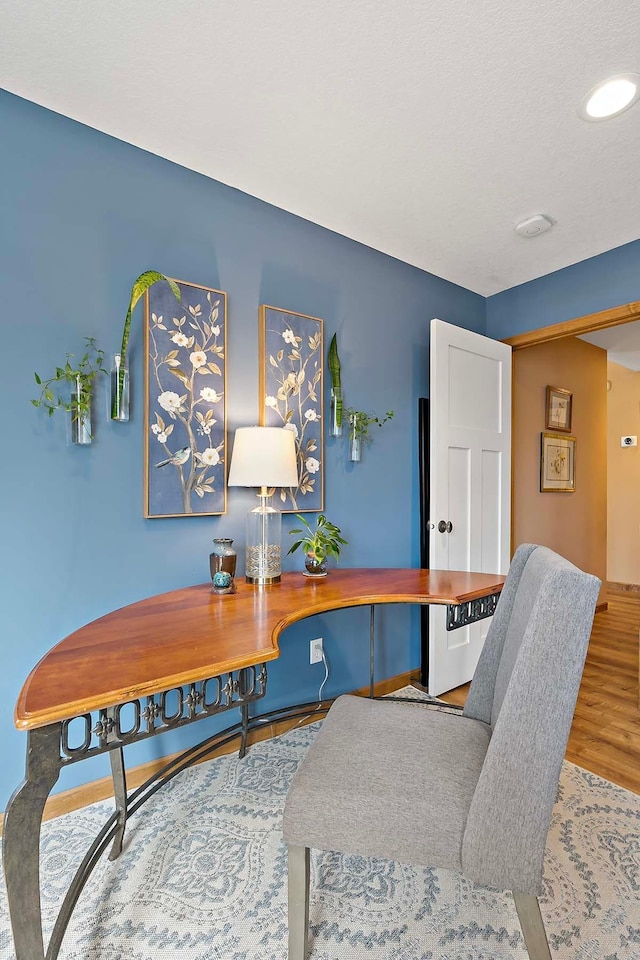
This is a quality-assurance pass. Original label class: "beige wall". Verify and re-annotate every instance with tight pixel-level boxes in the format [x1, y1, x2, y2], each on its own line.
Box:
[512, 336, 607, 595]
[607, 360, 640, 585]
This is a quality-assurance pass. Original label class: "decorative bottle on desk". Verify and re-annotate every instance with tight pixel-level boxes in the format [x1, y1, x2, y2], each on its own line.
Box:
[209, 538, 237, 580]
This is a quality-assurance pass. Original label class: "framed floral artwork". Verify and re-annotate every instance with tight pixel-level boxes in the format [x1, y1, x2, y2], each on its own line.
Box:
[540, 432, 575, 492]
[144, 279, 227, 518]
[545, 385, 572, 432]
[259, 305, 323, 512]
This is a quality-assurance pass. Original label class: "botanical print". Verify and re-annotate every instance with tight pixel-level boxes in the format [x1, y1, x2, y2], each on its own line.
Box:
[540, 432, 575, 492]
[145, 280, 227, 517]
[260, 305, 323, 512]
[549, 396, 569, 429]
[545, 385, 572, 432]
[548, 444, 568, 479]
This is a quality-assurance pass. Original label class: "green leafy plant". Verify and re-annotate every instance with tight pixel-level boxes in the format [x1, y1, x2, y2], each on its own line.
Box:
[113, 270, 181, 418]
[345, 408, 394, 442]
[288, 513, 348, 563]
[328, 333, 342, 428]
[32, 337, 106, 433]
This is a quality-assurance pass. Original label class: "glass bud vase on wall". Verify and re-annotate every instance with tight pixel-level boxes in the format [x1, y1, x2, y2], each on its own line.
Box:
[348, 413, 361, 462]
[71, 386, 91, 445]
[329, 387, 343, 437]
[111, 353, 130, 421]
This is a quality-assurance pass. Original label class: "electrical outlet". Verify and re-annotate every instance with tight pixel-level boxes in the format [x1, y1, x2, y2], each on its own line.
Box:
[309, 637, 323, 664]
[621, 435, 638, 447]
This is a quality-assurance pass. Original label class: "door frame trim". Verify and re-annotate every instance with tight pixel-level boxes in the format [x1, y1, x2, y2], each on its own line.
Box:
[504, 300, 640, 349]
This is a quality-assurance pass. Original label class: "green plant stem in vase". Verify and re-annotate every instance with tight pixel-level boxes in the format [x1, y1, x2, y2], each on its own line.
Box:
[110, 353, 129, 422]
[345, 408, 394, 462]
[328, 333, 343, 437]
[288, 513, 348, 576]
[71, 375, 92, 444]
[32, 337, 106, 444]
[112, 271, 181, 420]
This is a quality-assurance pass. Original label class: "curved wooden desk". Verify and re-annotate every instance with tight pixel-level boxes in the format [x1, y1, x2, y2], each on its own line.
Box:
[5, 567, 504, 960]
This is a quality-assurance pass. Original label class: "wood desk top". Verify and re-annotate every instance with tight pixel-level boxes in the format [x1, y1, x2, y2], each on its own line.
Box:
[15, 568, 505, 730]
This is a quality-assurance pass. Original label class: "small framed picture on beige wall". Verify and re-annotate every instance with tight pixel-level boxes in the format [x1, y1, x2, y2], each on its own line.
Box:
[540, 432, 576, 492]
[545, 385, 572, 432]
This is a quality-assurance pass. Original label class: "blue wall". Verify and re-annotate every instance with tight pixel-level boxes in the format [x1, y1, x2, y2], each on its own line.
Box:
[486, 239, 640, 339]
[0, 90, 486, 808]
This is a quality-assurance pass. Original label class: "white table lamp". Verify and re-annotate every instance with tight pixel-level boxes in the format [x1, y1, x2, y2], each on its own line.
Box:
[228, 426, 299, 584]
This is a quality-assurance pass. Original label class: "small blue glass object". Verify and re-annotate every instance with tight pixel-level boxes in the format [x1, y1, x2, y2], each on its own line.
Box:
[213, 571, 232, 588]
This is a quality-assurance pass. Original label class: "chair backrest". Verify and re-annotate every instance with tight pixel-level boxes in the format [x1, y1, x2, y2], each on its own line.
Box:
[460, 544, 600, 895]
[463, 542, 538, 727]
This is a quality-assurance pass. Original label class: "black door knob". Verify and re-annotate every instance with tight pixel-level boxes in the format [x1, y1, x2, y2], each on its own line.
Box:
[437, 520, 453, 533]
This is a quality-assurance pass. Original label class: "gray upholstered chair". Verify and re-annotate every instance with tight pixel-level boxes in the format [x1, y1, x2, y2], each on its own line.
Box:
[283, 544, 601, 960]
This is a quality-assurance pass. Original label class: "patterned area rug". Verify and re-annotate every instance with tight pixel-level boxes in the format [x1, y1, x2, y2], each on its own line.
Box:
[1, 691, 639, 959]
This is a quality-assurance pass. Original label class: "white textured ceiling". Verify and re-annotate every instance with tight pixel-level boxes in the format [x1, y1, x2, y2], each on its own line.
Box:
[580, 321, 640, 371]
[2, 0, 640, 296]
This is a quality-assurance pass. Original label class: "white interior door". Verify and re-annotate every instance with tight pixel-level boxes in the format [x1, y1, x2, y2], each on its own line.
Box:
[428, 318, 511, 695]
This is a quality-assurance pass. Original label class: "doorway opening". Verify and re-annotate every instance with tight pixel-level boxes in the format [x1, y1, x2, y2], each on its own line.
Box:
[505, 299, 640, 602]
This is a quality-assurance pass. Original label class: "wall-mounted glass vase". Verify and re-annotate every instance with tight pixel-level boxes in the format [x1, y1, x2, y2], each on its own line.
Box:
[71, 390, 92, 445]
[348, 413, 361, 462]
[329, 387, 343, 437]
[110, 353, 130, 421]
[329, 387, 342, 437]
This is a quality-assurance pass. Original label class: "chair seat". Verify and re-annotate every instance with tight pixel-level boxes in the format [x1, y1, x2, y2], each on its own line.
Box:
[284, 548, 601, 960]
[283, 695, 491, 871]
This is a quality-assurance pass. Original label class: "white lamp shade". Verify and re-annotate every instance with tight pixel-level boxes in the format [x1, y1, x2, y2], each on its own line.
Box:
[228, 426, 299, 489]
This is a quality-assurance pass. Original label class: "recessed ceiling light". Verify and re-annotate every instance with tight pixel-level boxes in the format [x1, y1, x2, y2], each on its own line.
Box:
[579, 73, 640, 121]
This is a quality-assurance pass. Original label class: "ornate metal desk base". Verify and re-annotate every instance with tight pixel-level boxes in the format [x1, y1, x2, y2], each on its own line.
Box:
[4, 595, 500, 960]
[446, 592, 500, 630]
[3, 665, 267, 960]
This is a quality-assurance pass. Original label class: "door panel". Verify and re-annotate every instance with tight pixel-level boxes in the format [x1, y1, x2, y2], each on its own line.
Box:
[428, 319, 511, 695]
[448, 446, 470, 570]
[449, 347, 502, 432]
[480, 449, 502, 570]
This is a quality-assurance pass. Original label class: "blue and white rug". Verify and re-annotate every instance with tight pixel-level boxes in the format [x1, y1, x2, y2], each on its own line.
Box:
[1, 698, 639, 959]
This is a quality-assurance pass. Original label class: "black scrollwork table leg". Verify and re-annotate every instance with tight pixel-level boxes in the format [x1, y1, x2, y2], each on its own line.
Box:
[108, 747, 127, 860]
[239, 702, 249, 759]
[3, 724, 63, 960]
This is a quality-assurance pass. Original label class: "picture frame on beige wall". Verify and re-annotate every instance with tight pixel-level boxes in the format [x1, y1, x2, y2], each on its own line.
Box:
[545, 385, 572, 432]
[540, 432, 576, 492]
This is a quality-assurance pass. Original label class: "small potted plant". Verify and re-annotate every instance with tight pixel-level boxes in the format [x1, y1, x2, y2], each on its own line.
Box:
[32, 337, 106, 444]
[345, 408, 394, 462]
[288, 513, 348, 577]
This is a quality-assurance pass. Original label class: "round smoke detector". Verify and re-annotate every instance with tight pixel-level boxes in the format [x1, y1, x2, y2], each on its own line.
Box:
[515, 214, 554, 238]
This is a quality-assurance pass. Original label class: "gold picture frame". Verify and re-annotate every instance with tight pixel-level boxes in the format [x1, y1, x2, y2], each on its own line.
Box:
[540, 432, 576, 493]
[144, 278, 227, 518]
[545, 385, 572, 432]
[259, 304, 324, 512]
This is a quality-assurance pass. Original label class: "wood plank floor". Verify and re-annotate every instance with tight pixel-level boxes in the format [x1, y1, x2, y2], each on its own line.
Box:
[442, 589, 640, 795]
